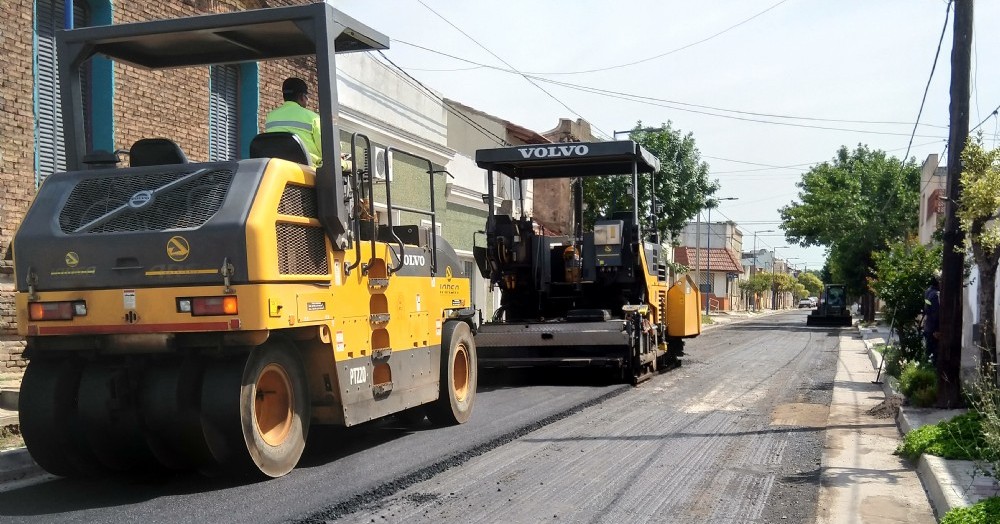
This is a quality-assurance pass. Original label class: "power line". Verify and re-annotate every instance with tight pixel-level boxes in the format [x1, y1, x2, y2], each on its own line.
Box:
[523, 0, 791, 76]
[898, 0, 952, 178]
[414, 0, 612, 140]
[393, 39, 950, 132]
[910, 1, 955, 200]
[708, 139, 946, 175]
[970, 103, 1000, 133]
[525, 77, 947, 139]
[372, 51, 511, 147]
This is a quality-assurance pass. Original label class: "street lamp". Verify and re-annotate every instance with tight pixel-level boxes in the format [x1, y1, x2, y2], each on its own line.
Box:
[705, 197, 739, 315]
[612, 127, 663, 140]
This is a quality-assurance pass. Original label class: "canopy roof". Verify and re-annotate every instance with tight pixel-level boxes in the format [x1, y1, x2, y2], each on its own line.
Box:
[475, 141, 660, 179]
[60, 3, 388, 69]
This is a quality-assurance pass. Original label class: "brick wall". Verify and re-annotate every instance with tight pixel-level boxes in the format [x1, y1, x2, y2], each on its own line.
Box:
[0, 0, 319, 374]
[0, 0, 37, 374]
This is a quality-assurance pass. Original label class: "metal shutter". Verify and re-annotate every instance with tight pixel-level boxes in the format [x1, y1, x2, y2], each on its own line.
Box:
[36, 0, 89, 185]
[209, 65, 239, 161]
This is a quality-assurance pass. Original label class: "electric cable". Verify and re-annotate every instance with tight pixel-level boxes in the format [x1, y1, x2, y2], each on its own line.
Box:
[414, 0, 613, 140]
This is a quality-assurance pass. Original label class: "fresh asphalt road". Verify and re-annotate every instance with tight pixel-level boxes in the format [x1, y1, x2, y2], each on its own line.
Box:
[0, 310, 842, 523]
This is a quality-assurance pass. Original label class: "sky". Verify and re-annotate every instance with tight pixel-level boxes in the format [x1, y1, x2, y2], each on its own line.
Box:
[331, 0, 1000, 272]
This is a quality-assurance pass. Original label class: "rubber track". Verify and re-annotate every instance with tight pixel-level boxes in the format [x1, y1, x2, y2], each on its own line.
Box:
[294, 386, 630, 523]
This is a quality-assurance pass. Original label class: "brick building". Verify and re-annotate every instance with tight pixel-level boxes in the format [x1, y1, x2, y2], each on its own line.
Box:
[0, 0, 325, 373]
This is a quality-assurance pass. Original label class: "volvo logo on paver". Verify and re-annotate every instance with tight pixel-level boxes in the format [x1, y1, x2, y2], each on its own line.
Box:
[403, 254, 426, 266]
[167, 236, 190, 262]
[517, 144, 589, 159]
[128, 190, 154, 209]
[65, 251, 79, 267]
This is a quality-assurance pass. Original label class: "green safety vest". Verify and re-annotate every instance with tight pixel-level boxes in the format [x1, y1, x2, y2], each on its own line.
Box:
[264, 101, 322, 166]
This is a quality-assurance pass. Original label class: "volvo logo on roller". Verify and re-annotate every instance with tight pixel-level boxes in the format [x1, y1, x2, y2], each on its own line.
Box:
[128, 190, 154, 209]
[517, 144, 589, 159]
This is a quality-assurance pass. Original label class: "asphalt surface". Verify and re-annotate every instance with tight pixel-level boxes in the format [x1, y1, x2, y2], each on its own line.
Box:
[0, 310, 842, 523]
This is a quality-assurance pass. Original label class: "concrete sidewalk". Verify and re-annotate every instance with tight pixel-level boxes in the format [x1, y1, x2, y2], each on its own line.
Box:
[858, 327, 1000, 519]
[816, 330, 936, 523]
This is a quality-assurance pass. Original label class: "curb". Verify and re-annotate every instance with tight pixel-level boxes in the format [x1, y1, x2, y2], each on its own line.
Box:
[858, 325, 996, 519]
[0, 448, 42, 485]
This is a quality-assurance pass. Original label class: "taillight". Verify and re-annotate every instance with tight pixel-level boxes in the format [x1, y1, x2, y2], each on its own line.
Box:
[28, 301, 86, 321]
[178, 296, 238, 316]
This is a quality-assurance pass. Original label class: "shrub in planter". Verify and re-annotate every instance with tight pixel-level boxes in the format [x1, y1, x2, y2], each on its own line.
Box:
[896, 412, 994, 461]
[941, 495, 1000, 524]
[882, 345, 904, 379]
[899, 361, 937, 407]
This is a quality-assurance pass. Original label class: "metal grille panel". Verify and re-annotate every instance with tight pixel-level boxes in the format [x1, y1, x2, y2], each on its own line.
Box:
[277, 224, 328, 274]
[277, 184, 318, 218]
[58, 169, 234, 234]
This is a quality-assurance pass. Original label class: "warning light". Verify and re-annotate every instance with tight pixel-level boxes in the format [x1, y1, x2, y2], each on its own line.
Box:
[28, 301, 85, 321]
[180, 296, 239, 316]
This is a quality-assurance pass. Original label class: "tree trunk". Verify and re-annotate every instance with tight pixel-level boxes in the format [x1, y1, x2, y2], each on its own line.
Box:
[974, 248, 999, 385]
[863, 292, 876, 324]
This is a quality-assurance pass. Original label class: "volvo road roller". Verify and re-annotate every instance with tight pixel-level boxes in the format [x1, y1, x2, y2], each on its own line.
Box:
[473, 141, 702, 384]
[13, 4, 476, 478]
[806, 284, 854, 327]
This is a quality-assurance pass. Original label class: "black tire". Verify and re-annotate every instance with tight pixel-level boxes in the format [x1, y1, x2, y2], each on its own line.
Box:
[19, 359, 99, 477]
[199, 356, 246, 475]
[239, 341, 310, 478]
[77, 364, 160, 472]
[141, 360, 215, 471]
[426, 321, 477, 425]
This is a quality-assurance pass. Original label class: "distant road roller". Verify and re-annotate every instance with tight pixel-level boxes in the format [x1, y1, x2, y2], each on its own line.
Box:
[473, 142, 702, 384]
[13, 4, 476, 478]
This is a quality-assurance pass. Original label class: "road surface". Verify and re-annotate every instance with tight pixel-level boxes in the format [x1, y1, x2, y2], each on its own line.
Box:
[0, 310, 841, 523]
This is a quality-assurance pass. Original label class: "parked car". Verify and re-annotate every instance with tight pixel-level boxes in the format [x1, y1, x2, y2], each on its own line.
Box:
[798, 298, 814, 308]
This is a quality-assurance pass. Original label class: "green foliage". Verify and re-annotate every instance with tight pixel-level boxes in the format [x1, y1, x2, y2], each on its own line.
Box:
[882, 345, 904, 378]
[797, 272, 824, 297]
[896, 412, 995, 462]
[958, 139, 1000, 253]
[584, 122, 718, 241]
[957, 138, 1000, 372]
[899, 361, 938, 407]
[780, 145, 921, 299]
[738, 273, 774, 309]
[966, 364, 1000, 477]
[941, 496, 1000, 524]
[869, 239, 941, 360]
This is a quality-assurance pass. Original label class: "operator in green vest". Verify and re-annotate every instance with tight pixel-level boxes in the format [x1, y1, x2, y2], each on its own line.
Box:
[264, 77, 323, 166]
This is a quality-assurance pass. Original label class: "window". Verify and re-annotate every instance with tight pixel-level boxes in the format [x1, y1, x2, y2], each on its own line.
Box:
[209, 65, 240, 161]
[209, 63, 259, 161]
[35, 0, 112, 186]
[35, 0, 89, 184]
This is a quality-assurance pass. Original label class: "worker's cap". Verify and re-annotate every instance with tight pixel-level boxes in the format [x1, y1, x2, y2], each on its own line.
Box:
[282, 77, 308, 96]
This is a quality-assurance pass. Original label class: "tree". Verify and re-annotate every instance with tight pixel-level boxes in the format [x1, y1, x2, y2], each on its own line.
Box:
[869, 239, 941, 362]
[780, 145, 921, 321]
[957, 138, 1000, 380]
[797, 271, 824, 297]
[583, 122, 718, 242]
[738, 273, 772, 310]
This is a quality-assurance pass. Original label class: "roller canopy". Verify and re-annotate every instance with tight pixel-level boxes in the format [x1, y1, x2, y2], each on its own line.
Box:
[58, 3, 388, 69]
[475, 141, 660, 179]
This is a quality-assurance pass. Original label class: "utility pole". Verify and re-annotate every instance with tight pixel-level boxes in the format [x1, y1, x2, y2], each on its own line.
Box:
[938, 0, 972, 408]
